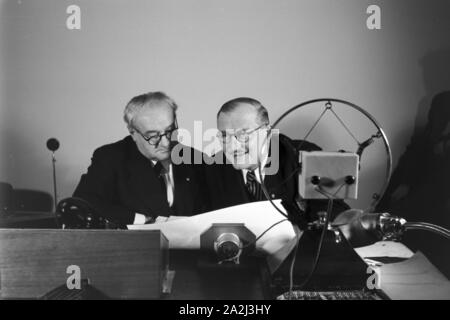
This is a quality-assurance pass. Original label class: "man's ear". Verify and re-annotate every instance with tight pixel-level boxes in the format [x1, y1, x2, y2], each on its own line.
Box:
[128, 128, 138, 142]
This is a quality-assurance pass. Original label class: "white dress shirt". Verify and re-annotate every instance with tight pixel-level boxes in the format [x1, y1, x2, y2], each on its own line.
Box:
[133, 160, 175, 224]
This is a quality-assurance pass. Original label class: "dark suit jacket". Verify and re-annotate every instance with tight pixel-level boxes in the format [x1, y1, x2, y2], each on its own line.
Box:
[73, 136, 210, 225]
[205, 134, 349, 225]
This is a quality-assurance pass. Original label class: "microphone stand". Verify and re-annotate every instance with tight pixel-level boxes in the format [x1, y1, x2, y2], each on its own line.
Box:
[51, 151, 58, 212]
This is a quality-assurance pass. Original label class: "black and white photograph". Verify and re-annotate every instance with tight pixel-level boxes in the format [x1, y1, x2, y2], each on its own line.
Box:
[0, 0, 449, 306]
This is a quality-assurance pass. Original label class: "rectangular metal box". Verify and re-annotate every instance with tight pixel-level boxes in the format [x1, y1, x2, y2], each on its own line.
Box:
[299, 151, 359, 199]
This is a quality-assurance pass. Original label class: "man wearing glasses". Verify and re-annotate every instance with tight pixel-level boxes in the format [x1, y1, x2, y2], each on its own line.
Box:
[207, 97, 297, 210]
[73, 91, 210, 226]
[207, 97, 348, 223]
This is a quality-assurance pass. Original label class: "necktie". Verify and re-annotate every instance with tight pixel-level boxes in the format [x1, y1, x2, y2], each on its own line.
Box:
[153, 162, 174, 206]
[246, 170, 264, 201]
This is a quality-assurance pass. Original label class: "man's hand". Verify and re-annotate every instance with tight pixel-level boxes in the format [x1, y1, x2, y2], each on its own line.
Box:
[145, 215, 157, 224]
[153, 216, 187, 223]
[133, 213, 147, 224]
[134, 213, 185, 224]
[133, 213, 157, 224]
[154, 216, 169, 223]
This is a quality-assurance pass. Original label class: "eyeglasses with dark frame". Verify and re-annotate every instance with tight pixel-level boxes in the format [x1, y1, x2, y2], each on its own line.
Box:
[133, 119, 178, 147]
[216, 123, 270, 144]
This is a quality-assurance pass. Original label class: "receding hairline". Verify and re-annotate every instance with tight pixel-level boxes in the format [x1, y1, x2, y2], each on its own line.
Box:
[217, 102, 258, 119]
[217, 97, 269, 124]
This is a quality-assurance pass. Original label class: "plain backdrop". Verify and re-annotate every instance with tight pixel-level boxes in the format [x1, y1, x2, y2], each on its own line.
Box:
[1, 0, 449, 210]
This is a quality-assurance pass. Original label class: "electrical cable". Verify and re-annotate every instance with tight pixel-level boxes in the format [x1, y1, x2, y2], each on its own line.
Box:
[287, 191, 333, 296]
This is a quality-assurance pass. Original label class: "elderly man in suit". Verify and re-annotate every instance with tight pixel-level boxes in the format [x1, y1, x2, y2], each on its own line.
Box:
[206, 97, 349, 225]
[73, 91, 209, 226]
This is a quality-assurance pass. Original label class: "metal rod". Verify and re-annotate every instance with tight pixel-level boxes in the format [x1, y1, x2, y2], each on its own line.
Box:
[52, 152, 58, 212]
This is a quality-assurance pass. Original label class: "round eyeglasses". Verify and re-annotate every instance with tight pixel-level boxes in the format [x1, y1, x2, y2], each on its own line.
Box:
[133, 120, 178, 147]
[216, 123, 269, 144]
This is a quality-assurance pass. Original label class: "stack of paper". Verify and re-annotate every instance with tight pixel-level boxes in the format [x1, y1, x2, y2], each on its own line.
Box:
[128, 200, 296, 256]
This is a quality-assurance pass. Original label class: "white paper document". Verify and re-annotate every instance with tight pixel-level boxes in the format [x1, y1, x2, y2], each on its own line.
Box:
[127, 200, 296, 256]
[355, 241, 414, 259]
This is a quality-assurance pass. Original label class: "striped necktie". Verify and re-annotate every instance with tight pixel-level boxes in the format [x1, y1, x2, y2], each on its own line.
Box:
[246, 170, 264, 201]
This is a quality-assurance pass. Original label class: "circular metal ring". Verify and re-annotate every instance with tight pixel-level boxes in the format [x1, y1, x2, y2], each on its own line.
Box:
[273, 98, 392, 212]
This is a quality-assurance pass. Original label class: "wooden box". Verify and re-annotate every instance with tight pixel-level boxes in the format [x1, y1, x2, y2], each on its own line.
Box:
[0, 229, 168, 299]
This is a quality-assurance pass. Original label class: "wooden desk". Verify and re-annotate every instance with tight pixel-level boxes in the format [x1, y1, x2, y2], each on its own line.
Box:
[0, 225, 447, 300]
[356, 241, 450, 300]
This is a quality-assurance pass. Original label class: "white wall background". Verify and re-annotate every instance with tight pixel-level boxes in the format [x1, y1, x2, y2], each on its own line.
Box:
[1, 0, 449, 210]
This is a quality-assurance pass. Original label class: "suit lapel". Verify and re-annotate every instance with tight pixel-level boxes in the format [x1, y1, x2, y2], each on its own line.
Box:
[125, 141, 172, 217]
[264, 134, 296, 198]
[172, 162, 193, 213]
[225, 163, 251, 204]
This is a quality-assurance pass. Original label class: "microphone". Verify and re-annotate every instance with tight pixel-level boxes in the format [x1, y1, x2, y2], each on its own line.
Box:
[332, 209, 450, 247]
[214, 233, 242, 263]
[46, 138, 60, 152]
[46, 138, 60, 211]
[331, 210, 403, 247]
[359, 212, 406, 240]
